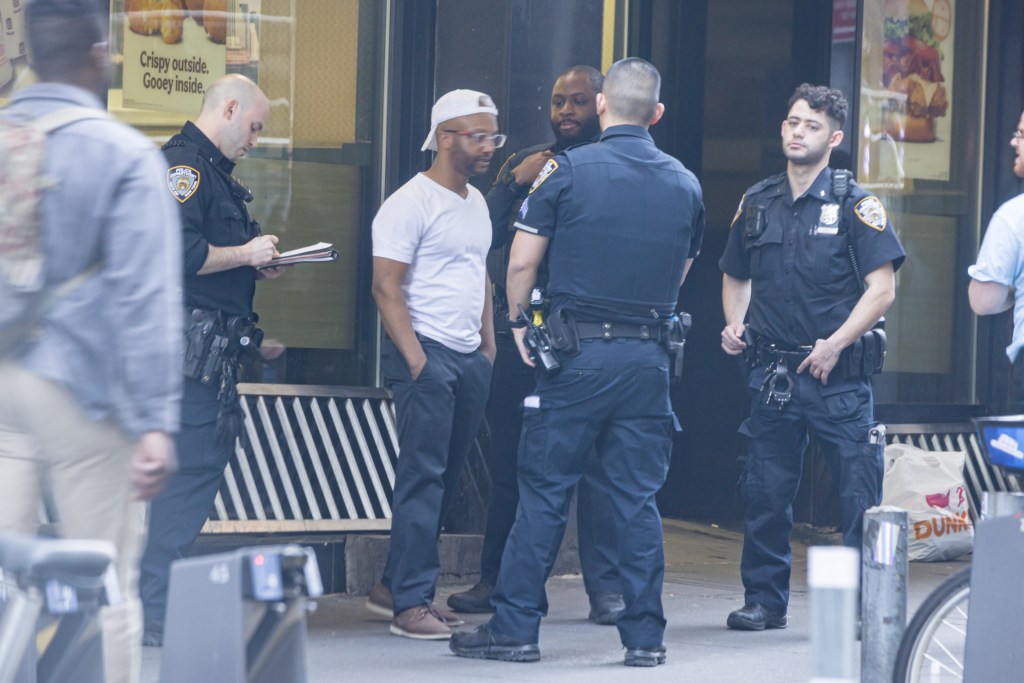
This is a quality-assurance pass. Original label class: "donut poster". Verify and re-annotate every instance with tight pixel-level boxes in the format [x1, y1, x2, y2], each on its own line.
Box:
[858, 0, 955, 186]
[122, 0, 258, 114]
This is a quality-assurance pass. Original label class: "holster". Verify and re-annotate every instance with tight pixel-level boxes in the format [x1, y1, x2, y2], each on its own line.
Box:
[546, 308, 580, 357]
[840, 327, 887, 378]
[183, 308, 226, 385]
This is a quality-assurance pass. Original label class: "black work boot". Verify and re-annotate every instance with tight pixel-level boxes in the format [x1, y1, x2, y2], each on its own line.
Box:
[624, 645, 667, 667]
[449, 624, 540, 662]
[447, 581, 495, 613]
[726, 603, 788, 630]
[588, 591, 625, 625]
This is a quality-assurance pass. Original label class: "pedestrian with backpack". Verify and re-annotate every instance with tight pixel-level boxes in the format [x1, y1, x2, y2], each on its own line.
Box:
[0, 1, 183, 681]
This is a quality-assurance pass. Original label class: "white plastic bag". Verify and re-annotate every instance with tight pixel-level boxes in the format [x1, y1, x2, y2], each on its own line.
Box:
[880, 444, 973, 562]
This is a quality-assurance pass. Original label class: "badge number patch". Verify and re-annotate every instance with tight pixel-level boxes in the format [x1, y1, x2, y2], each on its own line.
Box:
[854, 196, 887, 231]
[167, 166, 200, 203]
[529, 159, 558, 194]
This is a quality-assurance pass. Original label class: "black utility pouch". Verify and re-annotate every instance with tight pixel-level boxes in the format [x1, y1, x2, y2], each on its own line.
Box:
[546, 309, 580, 357]
[183, 308, 223, 381]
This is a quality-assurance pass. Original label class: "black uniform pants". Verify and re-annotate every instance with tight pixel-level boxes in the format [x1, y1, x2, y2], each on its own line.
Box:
[481, 334, 620, 593]
[140, 378, 230, 625]
[737, 368, 883, 613]
[490, 339, 675, 649]
[380, 335, 492, 616]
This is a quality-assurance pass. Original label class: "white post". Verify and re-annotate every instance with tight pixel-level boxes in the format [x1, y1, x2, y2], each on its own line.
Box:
[809, 546, 859, 683]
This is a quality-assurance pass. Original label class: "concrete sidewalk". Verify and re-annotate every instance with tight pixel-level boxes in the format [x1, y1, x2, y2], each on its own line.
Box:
[141, 519, 965, 682]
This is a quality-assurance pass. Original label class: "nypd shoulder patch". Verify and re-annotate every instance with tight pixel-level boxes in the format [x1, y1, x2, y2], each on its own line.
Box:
[730, 194, 745, 228]
[854, 196, 887, 231]
[167, 165, 200, 203]
[529, 159, 558, 194]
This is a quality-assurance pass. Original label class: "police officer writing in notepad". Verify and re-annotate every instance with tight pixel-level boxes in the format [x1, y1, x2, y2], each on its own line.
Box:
[140, 74, 284, 646]
[719, 84, 905, 631]
[450, 57, 704, 667]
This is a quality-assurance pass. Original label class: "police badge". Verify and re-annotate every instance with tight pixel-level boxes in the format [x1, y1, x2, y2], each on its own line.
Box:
[167, 166, 200, 203]
[814, 203, 840, 235]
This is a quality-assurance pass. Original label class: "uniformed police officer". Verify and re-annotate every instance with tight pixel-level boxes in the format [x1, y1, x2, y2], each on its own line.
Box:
[719, 84, 906, 631]
[447, 65, 625, 625]
[140, 74, 284, 646]
[450, 58, 704, 667]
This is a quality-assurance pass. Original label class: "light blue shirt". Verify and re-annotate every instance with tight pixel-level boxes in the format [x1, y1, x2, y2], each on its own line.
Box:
[969, 193, 1024, 362]
[2, 83, 183, 437]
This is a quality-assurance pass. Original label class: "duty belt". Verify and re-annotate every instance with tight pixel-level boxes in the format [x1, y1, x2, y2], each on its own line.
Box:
[575, 321, 661, 341]
[751, 340, 813, 410]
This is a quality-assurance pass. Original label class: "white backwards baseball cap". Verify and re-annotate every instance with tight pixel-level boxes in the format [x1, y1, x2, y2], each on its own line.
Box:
[421, 89, 499, 152]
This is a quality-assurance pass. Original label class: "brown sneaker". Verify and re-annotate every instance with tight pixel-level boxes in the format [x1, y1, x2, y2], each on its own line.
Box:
[364, 581, 464, 626]
[390, 605, 452, 640]
[365, 580, 393, 618]
[428, 603, 465, 627]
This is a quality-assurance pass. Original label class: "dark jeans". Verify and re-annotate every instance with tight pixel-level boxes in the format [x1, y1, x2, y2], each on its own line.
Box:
[140, 378, 230, 624]
[490, 339, 675, 649]
[480, 335, 620, 593]
[737, 368, 883, 612]
[380, 335, 492, 615]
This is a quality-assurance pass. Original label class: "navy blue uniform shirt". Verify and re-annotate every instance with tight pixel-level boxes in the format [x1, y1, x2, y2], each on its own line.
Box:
[163, 121, 258, 317]
[719, 167, 905, 347]
[515, 124, 704, 323]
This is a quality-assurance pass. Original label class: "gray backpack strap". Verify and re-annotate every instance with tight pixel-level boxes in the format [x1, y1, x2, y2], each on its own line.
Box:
[30, 106, 108, 134]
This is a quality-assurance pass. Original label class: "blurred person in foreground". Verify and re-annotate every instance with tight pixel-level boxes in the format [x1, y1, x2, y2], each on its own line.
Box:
[969, 109, 1024, 409]
[139, 73, 285, 646]
[0, 0, 183, 680]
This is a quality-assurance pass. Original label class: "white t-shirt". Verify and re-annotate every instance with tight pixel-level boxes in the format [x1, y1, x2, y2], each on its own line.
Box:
[372, 173, 491, 353]
[969, 192, 1024, 362]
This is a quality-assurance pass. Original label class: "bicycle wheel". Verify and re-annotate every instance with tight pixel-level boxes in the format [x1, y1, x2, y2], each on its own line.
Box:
[892, 566, 971, 683]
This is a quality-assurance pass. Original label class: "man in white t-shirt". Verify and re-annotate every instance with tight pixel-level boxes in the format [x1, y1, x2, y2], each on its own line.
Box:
[367, 89, 500, 640]
[969, 109, 1024, 408]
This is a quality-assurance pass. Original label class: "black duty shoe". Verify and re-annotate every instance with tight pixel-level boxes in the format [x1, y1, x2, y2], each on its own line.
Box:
[447, 582, 495, 613]
[726, 603, 788, 631]
[588, 591, 626, 625]
[624, 645, 667, 667]
[449, 624, 540, 663]
[142, 618, 164, 647]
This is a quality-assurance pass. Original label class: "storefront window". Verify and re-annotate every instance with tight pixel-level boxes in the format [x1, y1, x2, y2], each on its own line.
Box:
[855, 0, 985, 404]
[108, 0, 379, 385]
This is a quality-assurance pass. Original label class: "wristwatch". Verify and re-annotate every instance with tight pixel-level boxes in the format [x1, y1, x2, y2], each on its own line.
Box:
[507, 316, 527, 329]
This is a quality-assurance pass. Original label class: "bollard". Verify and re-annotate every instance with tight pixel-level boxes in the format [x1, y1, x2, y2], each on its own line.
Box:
[980, 490, 1024, 518]
[809, 546, 859, 683]
[860, 506, 909, 683]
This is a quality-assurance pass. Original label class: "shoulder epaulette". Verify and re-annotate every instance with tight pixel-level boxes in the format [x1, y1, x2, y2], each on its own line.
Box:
[161, 136, 188, 151]
[745, 172, 787, 196]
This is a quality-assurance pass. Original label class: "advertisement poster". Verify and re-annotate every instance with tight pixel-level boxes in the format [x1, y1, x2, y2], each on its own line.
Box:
[859, 0, 954, 188]
[0, 0, 25, 90]
[122, 1, 261, 114]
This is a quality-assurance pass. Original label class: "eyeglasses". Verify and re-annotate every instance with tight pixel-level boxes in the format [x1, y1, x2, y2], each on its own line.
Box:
[1013, 130, 1024, 141]
[443, 130, 507, 148]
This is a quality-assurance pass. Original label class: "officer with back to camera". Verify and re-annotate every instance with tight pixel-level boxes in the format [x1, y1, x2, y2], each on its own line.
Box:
[447, 65, 625, 624]
[719, 83, 905, 631]
[140, 73, 285, 646]
[450, 57, 704, 667]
